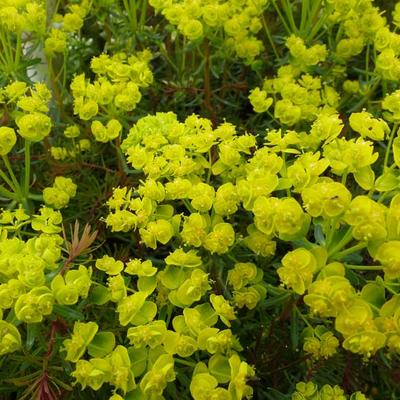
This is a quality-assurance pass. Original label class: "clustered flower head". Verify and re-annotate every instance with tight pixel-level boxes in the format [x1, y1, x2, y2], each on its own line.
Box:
[149, 0, 267, 63]
[100, 104, 400, 366]
[0, 0, 46, 35]
[0, 81, 52, 142]
[70, 51, 153, 143]
[43, 176, 77, 209]
[44, 0, 91, 56]
[291, 381, 367, 400]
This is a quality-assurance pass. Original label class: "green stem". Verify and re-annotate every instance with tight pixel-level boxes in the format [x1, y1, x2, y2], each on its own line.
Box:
[383, 123, 399, 171]
[262, 13, 280, 59]
[2, 155, 22, 198]
[365, 44, 370, 86]
[341, 172, 348, 185]
[299, 0, 309, 34]
[139, 0, 148, 29]
[295, 306, 313, 330]
[379, 281, 398, 295]
[0, 167, 17, 193]
[344, 264, 383, 271]
[14, 33, 22, 69]
[174, 358, 197, 368]
[306, 0, 325, 41]
[28, 193, 44, 201]
[325, 217, 338, 248]
[123, 0, 137, 34]
[271, 0, 291, 35]
[281, 0, 298, 34]
[0, 184, 17, 200]
[327, 227, 353, 257]
[158, 43, 179, 73]
[0, 30, 13, 70]
[281, 153, 291, 197]
[24, 140, 31, 196]
[332, 242, 367, 261]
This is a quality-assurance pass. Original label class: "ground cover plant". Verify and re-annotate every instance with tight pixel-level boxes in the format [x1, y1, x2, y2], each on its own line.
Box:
[0, 0, 400, 399]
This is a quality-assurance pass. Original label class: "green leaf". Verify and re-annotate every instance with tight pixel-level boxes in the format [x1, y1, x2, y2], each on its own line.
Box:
[138, 275, 157, 294]
[208, 354, 231, 384]
[87, 332, 115, 358]
[393, 136, 400, 168]
[53, 304, 84, 321]
[313, 223, 325, 245]
[128, 347, 148, 377]
[353, 166, 375, 190]
[26, 323, 39, 350]
[360, 283, 385, 308]
[262, 293, 291, 309]
[130, 301, 157, 326]
[155, 204, 174, 219]
[89, 285, 111, 305]
[276, 178, 292, 190]
[375, 171, 399, 192]
[159, 266, 188, 289]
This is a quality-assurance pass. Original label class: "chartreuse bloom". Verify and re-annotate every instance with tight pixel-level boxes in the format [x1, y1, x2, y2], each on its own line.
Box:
[204, 223, 235, 254]
[150, 0, 265, 63]
[71, 51, 152, 125]
[0, 321, 21, 356]
[127, 320, 167, 349]
[31, 207, 63, 234]
[139, 354, 175, 397]
[349, 111, 389, 141]
[344, 196, 387, 242]
[304, 275, 356, 318]
[72, 345, 135, 393]
[249, 87, 273, 113]
[51, 265, 92, 305]
[291, 381, 367, 400]
[0, 127, 17, 156]
[96, 255, 124, 275]
[14, 286, 54, 323]
[375, 241, 400, 280]
[277, 248, 317, 294]
[210, 294, 236, 327]
[43, 176, 77, 209]
[16, 112, 52, 142]
[323, 138, 378, 189]
[302, 179, 351, 218]
[302, 326, 339, 360]
[252, 196, 309, 239]
[63, 321, 99, 362]
[91, 119, 122, 143]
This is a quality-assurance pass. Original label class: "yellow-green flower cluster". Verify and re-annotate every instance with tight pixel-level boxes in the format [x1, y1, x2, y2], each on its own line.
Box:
[50, 139, 91, 160]
[323, 0, 400, 81]
[107, 112, 282, 262]
[62, 259, 255, 398]
[0, 0, 46, 35]
[149, 0, 266, 63]
[286, 35, 327, 70]
[291, 381, 367, 400]
[249, 67, 340, 126]
[0, 208, 66, 333]
[44, 0, 91, 56]
[227, 262, 265, 310]
[43, 176, 77, 209]
[302, 326, 339, 360]
[71, 51, 152, 143]
[104, 108, 400, 362]
[0, 81, 52, 142]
